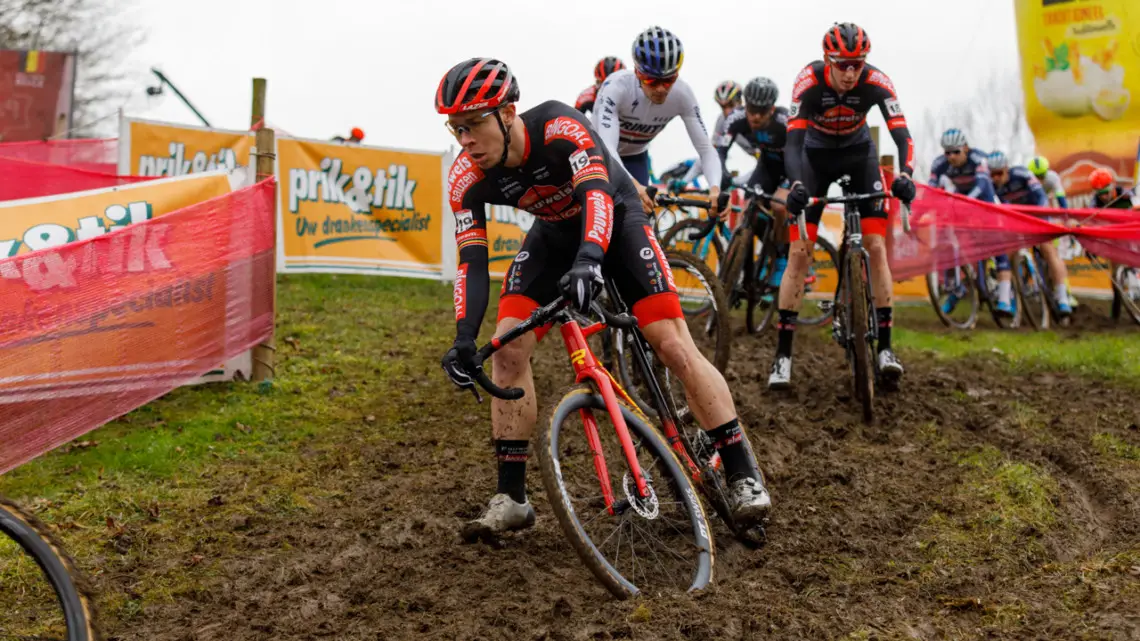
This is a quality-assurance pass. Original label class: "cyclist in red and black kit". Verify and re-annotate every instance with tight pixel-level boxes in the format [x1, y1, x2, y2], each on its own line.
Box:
[575, 56, 625, 115]
[436, 58, 771, 540]
[769, 22, 916, 391]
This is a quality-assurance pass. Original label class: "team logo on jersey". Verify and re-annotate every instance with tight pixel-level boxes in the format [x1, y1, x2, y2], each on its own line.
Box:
[545, 117, 594, 149]
[816, 106, 866, 134]
[517, 183, 577, 218]
[584, 189, 613, 251]
[515, 251, 530, 262]
[448, 154, 484, 210]
[792, 65, 818, 101]
[453, 264, 469, 321]
[640, 247, 654, 260]
[867, 70, 896, 94]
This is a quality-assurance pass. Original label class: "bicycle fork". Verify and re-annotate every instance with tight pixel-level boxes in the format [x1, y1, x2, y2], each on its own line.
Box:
[561, 318, 652, 516]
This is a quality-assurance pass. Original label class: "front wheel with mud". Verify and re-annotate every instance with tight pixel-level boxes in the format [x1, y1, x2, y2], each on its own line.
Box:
[536, 386, 715, 600]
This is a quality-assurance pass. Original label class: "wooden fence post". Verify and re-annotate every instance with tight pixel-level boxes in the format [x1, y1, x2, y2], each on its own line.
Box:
[250, 78, 277, 382]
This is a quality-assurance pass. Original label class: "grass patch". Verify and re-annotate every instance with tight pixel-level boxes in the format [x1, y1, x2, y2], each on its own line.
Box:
[918, 446, 1059, 567]
[895, 327, 1140, 387]
[1091, 433, 1140, 461]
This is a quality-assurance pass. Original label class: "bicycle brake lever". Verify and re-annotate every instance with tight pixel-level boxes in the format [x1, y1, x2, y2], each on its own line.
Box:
[467, 384, 483, 404]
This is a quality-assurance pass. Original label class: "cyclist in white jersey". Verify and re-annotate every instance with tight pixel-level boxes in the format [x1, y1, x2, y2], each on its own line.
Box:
[594, 26, 723, 216]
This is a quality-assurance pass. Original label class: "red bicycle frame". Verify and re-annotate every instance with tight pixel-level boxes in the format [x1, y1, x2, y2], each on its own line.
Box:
[556, 315, 706, 515]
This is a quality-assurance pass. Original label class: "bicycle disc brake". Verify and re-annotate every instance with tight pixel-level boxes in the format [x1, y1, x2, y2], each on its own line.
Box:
[621, 472, 659, 519]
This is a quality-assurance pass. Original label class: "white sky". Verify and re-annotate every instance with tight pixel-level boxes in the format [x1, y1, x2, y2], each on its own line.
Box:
[117, 0, 1024, 178]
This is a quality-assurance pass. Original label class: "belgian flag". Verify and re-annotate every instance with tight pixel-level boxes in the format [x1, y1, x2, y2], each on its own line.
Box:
[20, 50, 42, 74]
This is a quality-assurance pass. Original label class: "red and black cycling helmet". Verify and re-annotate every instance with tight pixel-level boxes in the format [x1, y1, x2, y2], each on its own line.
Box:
[594, 56, 625, 84]
[822, 22, 871, 60]
[436, 57, 519, 115]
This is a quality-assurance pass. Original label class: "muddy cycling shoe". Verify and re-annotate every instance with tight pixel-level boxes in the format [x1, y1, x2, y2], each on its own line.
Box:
[994, 299, 1015, 317]
[461, 493, 536, 544]
[878, 349, 904, 381]
[768, 356, 792, 390]
[728, 476, 771, 524]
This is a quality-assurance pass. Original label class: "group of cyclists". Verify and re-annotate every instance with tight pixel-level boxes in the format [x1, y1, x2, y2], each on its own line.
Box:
[434, 22, 1134, 545]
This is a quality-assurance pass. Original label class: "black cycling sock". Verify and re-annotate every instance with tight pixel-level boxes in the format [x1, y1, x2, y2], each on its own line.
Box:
[706, 419, 757, 483]
[776, 310, 798, 358]
[876, 307, 893, 352]
[495, 440, 529, 504]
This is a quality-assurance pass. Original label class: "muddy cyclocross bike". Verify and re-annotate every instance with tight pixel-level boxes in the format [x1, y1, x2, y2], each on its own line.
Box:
[792, 176, 911, 424]
[604, 194, 732, 419]
[1, 496, 99, 640]
[453, 282, 766, 599]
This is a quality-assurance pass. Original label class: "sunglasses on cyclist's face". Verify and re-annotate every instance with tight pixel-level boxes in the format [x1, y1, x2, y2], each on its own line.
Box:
[828, 57, 865, 73]
[445, 108, 498, 138]
[745, 104, 773, 116]
[944, 148, 964, 157]
[990, 170, 1008, 180]
[636, 71, 678, 88]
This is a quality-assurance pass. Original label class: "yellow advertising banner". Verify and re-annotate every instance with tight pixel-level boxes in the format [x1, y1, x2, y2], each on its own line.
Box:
[278, 137, 445, 277]
[1015, 0, 1140, 194]
[0, 172, 234, 259]
[120, 117, 254, 178]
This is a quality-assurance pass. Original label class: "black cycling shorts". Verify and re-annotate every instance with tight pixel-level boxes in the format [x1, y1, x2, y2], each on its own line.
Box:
[748, 156, 790, 194]
[793, 143, 888, 242]
[498, 206, 682, 341]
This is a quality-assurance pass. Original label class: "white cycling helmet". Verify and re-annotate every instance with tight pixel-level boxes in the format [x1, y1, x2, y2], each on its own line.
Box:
[986, 151, 1010, 171]
[940, 128, 968, 150]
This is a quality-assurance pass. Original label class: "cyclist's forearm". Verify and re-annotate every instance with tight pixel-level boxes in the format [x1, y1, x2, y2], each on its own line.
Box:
[783, 127, 807, 185]
[888, 125, 914, 176]
[454, 248, 490, 341]
[575, 185, 614, 264]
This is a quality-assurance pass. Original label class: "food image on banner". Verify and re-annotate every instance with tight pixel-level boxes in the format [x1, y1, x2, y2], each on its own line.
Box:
[121, 117, 254, 177]
[0, 49, 77, 142]
[0, 171, 253, 387]
[279, 137, 445, 277]
[1015, 0, 1140, 193]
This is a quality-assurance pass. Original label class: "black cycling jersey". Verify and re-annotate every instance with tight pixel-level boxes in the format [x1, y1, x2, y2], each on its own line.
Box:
[715, 106, 789, 192]
[994, 166, 1048, 207]
[785, 60, 915, 182]
[716, 106, 788, 164]
[447, 100, 646, 341]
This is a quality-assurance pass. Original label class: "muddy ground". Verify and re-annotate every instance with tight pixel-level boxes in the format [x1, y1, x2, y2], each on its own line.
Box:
[86, 300, 1140, 640]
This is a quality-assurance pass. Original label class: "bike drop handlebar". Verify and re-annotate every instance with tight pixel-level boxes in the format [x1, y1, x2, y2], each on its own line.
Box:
[460, 296, 639, 403]
[793, 191, 913, 241]
[649, 185, 732, 241]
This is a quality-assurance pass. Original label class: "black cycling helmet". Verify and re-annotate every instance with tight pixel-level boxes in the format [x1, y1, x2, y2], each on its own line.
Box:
[743, 77, 778, 108]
